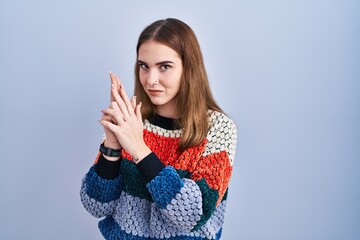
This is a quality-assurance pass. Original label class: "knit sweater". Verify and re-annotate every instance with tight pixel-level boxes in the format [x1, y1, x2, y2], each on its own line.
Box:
[80, 111, 237, 240]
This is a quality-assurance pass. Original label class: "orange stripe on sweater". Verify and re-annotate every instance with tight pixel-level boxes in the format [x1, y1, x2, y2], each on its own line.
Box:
[122, 129, 232, 205]
[191, 151, 232, 206]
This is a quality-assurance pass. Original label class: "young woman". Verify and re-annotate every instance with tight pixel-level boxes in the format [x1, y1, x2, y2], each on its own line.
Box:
[80, 18, 237, 240]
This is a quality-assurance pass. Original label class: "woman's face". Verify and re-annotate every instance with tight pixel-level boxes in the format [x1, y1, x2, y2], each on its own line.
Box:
[138, 40, 183, 118]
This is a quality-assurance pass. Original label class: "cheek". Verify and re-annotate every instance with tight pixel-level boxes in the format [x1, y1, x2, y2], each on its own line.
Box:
[139, 72, 146, 86]
[173, 70, 182, 90]
[163, 73, 180, 90]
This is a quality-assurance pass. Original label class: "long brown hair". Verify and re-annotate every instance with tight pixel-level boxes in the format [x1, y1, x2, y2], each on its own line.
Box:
[134, 18, 223, 152]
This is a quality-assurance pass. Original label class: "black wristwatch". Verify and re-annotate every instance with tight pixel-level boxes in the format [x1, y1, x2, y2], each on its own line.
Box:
[99, 143, 121, 157]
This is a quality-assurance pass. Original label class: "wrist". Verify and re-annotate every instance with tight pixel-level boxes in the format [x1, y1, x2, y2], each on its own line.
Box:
[132, 145, 151, 164]
[99, 142, 121, 162]
[104, 139, 121, 150]
[102, 154, 121, 162]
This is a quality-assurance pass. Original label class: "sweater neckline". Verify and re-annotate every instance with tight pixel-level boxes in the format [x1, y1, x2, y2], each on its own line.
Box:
[148, 113, 180, 130]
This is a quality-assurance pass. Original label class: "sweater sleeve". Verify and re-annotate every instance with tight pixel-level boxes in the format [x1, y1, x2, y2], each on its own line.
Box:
[143, 113, 237, 232]
[80, 152, 123, 218]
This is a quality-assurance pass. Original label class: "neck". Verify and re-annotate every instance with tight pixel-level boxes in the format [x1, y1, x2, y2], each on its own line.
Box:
[154, 105, 178, 119]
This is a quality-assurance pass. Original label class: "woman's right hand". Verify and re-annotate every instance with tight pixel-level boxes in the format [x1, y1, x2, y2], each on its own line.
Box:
[102, 72, 137, 150]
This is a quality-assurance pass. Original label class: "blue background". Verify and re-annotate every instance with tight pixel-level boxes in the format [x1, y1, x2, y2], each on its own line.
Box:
[1, 0, 359, 239]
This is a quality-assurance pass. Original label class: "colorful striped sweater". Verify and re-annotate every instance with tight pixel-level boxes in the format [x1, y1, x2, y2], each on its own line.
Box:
[80, 111, 237, 239]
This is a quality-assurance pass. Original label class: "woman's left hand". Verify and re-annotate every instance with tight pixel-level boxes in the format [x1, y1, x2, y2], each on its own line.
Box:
[99, 78, 151, 162]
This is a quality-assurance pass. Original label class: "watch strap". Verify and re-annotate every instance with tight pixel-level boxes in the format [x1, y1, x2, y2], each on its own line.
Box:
[99, 143, 121, 157]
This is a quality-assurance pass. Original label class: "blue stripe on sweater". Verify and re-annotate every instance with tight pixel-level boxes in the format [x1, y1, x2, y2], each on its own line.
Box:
[146, 166, 184, 209]
[99, 216, 222, 240]
[85, 166, 122, 203]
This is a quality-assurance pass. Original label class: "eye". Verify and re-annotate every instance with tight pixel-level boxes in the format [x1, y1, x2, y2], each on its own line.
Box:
[138, 63, 148, 70]
[160, 64, 171, 71]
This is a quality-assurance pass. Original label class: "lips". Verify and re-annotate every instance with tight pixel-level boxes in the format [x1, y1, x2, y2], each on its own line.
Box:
[148, 89, 163, 96]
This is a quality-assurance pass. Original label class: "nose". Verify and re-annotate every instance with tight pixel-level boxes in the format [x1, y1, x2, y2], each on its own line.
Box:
[147, 70, 159, 86]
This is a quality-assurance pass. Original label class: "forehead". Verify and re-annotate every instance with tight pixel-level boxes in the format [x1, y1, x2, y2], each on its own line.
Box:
[138, 41, 181, 63]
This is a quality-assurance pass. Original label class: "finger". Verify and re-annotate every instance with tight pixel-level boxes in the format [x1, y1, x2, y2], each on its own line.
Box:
[115, 74, 121, 89]
[113, 74, 134, 114]
[103, 106, 117, 124]
[117, 80, 135, 115]
[101, 113, 112, 120]
[131, 96, 137, 110]
[136, 102, 142, 122]
[113, 73, 122, 97]
[109, 72, 117, 102]
[102, 107, 124, 126]
[111, 84, 131, 118]
[111, 101, 127, 124]
[102, 112, 117, 124]
[99, 119, 118, 133]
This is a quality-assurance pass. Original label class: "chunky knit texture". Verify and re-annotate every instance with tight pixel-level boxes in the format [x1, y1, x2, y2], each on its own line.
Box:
[80, 111, 237, 240]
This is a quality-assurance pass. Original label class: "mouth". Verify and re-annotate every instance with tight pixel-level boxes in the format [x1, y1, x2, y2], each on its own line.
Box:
[148, 89, 163, 92]
[148, 89, 164, 96]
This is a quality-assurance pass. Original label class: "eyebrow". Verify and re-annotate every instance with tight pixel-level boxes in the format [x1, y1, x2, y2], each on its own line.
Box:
[137, 60, 175, 66]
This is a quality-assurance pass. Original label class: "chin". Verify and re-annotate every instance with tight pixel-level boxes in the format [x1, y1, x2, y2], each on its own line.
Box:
[149, 97, 171, 107]
[150, 100, 166, 106]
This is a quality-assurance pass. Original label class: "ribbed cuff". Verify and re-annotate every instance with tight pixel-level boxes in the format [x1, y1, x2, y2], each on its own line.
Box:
[136, 152, 165, 183]
[95, 153, 121, 180]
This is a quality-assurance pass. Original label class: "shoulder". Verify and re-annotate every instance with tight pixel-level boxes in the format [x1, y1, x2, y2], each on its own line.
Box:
[205, 110, 237, 165]
[208, 110, 237, 132]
